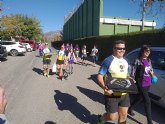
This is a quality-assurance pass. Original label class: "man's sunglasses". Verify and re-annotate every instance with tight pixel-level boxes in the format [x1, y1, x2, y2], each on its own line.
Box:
[115, 47, 126, 51]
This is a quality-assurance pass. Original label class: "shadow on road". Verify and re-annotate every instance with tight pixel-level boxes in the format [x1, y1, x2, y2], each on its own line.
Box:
[54, 90, 97, 123]
[88, 74, 99, 85]
[45, 121, 56, 124]
[77, 86, 104, 105]
[32, 67, 43, 75]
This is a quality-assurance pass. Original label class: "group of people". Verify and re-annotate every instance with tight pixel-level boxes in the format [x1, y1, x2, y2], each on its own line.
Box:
[40, 42, 99, 80]
[80, 44, 99, 66]
[55, 44, 77, 80]
[1, 40, 156, 123]
[97, 40, 154, 124]
[38, 41, 154, 123]
[55, 43, 99, 80]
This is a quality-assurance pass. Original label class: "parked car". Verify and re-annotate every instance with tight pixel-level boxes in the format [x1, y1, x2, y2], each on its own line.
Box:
[21, 43, 33, 52]
[19, 40, 36, 51]
[0, 41, 26, 56]
[0, 45, 8, 59]
[125, 47, 165, 108]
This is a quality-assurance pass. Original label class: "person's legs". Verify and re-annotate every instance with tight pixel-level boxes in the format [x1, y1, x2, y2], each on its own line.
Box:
[141, 87, 152, 124]
[118, 107, 128, 124]
[98, 95, 119, 124]
[0, 87, 7, 114]
[118, 94, 130, 124]
[43, 65, 47, 76]
[68, 63, 71, 74]
[56, 64, 59, 74]
[98, 112, 118, 124]
[59, 64, 63, 79]
[46, 60, 51, 77]
[75, 51, 78, 58]
[47, 64, 50, 77]
[93, 56, 96, 66]
[82, 56, 85, 64]
[84, 56, 87, 65]
[128, 94, 143, 116]
[129, 86, 143, 116]
[71, 63, 73, 74]
[43, 60, 47, 76]
[77, 51, 79, 58]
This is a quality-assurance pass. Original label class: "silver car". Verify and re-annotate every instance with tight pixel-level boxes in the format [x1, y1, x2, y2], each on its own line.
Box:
[125, 47, 165, 108]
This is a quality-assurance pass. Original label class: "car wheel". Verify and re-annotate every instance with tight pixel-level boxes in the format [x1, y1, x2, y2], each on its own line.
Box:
[27, 48, 31, 52]
[10, 49, 18, 56]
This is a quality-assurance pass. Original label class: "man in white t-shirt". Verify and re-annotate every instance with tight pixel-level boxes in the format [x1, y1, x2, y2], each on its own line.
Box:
[97, 40, 130, 124]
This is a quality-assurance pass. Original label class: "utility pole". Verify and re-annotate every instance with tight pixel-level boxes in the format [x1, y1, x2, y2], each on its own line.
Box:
[141, 0, 145, 31]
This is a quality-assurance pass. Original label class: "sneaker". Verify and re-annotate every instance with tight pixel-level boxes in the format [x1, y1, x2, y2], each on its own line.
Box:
[47, 75, 50, 78]
[128, 109, 135, 116]
[44, 73, 47, 77]
[97, 115, 105, 124]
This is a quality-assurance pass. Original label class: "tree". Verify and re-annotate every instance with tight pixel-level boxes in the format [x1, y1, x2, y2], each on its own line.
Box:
[130, 0, 165, 29]
[0, 14, 43, 41]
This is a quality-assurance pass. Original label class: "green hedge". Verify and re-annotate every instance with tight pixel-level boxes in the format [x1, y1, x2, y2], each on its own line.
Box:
[52, 28, 165, 62]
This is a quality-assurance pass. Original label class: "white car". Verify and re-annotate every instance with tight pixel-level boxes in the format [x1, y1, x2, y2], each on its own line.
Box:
[0, 41, 26, 56]
[21, 43, 33, 52]
[125, 47, 165, 108]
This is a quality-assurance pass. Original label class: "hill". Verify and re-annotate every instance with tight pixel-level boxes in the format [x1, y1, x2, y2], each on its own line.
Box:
[44, 30, 62, 41]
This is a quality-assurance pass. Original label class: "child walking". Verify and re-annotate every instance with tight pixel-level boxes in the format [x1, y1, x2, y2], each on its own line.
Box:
[67, 48, 77, 74]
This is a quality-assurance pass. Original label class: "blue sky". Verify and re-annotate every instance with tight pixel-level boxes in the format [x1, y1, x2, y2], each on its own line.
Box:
[2, 0, 165, 33]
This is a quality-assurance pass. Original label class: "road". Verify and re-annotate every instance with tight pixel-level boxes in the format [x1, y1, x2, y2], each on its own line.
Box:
[0, 48, 165, 124]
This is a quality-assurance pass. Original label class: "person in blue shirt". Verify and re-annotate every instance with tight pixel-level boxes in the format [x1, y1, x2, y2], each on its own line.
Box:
[97, 40, 130, 124]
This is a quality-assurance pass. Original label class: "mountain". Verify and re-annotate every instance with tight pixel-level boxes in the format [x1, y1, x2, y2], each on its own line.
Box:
[44, 30, 62, 41]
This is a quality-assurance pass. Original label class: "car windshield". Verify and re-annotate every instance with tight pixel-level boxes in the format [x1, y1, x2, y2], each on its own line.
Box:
[151, 51, 165, 70]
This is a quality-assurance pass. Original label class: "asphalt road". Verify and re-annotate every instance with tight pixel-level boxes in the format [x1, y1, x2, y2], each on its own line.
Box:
[0, 48, 165, 124]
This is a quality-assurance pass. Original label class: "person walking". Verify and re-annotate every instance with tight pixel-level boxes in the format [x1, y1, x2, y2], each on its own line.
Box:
[97, 40, 130, 124]
[37, 43, 44, 57]
[56, 44, 66, 80]
[81, 45, 88, 65]
[65, 43, 70, 57]
[74, 44, 80, 59]
[67, 48, 77, 74]
[128, 45, 154, 124]
[42, 43, 52, 78]
[90, 45, 98, 67]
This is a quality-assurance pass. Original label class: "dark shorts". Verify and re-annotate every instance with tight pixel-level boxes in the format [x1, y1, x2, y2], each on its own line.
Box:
[104, 94, 130, 113]
[56, 59, 64, 65]
[43, 59, 51, 65]
[81, 54, 87, 60]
